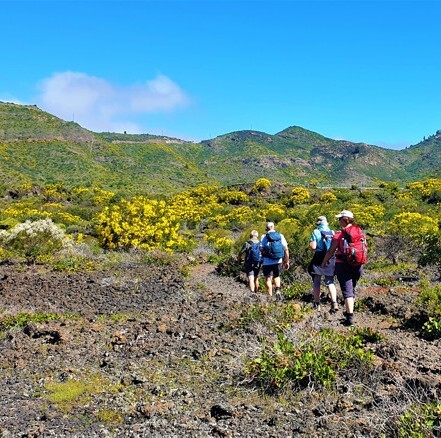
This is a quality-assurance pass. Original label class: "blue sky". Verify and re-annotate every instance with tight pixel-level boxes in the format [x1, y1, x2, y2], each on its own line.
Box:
[1, 0, 440, 149]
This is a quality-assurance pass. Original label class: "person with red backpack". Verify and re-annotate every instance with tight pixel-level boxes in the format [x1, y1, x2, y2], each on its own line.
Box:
[321, 210, 368, 326]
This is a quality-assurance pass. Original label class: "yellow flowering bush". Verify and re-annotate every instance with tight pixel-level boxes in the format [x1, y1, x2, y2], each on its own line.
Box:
[406, 179, 441, 200]
[72, 187, 116, 205]
[169, 186, 221, 225]
[290, 187, 311, 205]
[396, 191, 414, 201]
[217, 189, 249, 205]
[210, 206, 255, 228]
[320, 192, 338, 204]
[276, 218, 301, 237]
[52, 212, 85, 226]
[169, 194, 215, 223]
[259, 204, 287, 223]
[42, 184, 69, 202]
[3, 204, 51, 222]
[349, 204, 386, 229]
[95, 196, 190, 252]
[388, 212, 439, 242]
[204, 229, 235, 255]
[253, 178, 271, 192]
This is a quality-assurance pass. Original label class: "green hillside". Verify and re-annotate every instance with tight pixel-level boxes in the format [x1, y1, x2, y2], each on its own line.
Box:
[401, 131, 441, 178]
[0, 101, 439, 193]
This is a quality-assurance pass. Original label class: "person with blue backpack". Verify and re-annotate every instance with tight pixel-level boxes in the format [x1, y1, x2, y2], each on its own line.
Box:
[260, 222, 289, 300]
[238, 230, 262, 293]
[308, 216, 338, 312]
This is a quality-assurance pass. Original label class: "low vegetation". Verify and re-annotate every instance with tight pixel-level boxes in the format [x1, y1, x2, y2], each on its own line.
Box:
[244, 328, 380, 391]
[0, 176, 440, 435]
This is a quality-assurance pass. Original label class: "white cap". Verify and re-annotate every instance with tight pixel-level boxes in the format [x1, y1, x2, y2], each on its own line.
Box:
[335, 210, 354, 219]
[316, 216, 328, 225]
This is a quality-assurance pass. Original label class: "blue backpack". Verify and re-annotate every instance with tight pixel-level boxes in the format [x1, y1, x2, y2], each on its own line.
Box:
[319, 230, 334, 252]
[245, 240, 261, 265]
[264, 232, 285, 259]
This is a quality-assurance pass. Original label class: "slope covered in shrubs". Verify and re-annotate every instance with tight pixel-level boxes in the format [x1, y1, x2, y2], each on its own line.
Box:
[0, 178, 440, 435]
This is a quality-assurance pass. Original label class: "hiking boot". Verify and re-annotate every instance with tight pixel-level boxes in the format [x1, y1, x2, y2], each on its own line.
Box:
[313, 302, 321, 311]
[344, 313, 354, 326]
[330, 301, 339, 314]
[275, 288, 283, 302]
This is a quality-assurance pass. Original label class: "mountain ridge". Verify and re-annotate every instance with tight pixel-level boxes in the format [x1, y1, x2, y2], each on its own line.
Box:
[0, 101, 439, 193]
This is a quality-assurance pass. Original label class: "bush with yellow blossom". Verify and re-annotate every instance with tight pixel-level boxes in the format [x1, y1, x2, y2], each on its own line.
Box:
[289, 186, 311, 206]
[95, 196, 191, 252]
[252, 178, 271, 193]
[406, 178, 441, 201]
[388, 212, 439, 243]
[319, 192, 338, 204]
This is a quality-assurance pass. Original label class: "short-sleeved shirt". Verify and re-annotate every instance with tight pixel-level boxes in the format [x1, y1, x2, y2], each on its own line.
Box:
[260, 231, 288, 266]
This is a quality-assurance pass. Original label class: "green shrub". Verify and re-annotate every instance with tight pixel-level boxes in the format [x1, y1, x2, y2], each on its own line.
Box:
[244, 328, 376, 391]
[46, 379, 90, 404]
[418, 281, 441, 319]
[96, 408, 124, 424]
[398, 401, 441, 437]
[374, 276, 400, 288]
[0, 312, 60, 331]
[421, 317, 441, 340]
[282, 280, 311, 300]
[419, 233, 441, 270]
[216, 255, 242, 278]
[233, 302, 307, 331]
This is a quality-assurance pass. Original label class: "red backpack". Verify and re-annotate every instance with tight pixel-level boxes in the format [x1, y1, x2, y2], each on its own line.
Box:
[339, 225, 368, 266]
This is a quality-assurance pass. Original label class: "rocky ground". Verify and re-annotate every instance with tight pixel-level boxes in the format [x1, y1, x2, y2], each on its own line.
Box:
[0, 257, 440, 437]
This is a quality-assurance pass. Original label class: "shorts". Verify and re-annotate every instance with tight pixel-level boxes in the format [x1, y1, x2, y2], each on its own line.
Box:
[244, 263, 260, 278]
[313, 274, 334, 288]
[262, 263, 282, 278]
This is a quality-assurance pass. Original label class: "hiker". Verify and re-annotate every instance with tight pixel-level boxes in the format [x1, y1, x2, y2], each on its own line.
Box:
[308, 216, 338, 312]
[321, 210, 365, 326]
[238, 230, 262, 293]
[260, 222, 289, 299]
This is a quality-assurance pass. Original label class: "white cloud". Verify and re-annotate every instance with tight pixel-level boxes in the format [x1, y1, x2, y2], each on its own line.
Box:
[130, 75, 190, 112]
[35, 71, 191, 133]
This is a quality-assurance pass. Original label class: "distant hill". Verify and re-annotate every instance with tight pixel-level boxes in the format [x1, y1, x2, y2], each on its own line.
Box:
[0, 101, 439, 194]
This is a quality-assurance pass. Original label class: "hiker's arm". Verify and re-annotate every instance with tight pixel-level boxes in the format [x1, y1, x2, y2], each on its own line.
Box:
[321, 240, 339, 267]
[309, 240, 317, 251]
[237, 244, 246, 263]
[284, 246, 290, 269]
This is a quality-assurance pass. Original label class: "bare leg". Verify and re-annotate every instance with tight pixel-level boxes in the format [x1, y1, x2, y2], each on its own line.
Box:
[345, 297, 354, 314]
[313, 284, 321, 304]
[328, 283, 337, 303]
[265, 276, 273, 296]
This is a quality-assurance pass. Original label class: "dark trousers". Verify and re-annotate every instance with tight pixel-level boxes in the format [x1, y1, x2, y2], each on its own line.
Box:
[335, 263, 362, 299]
